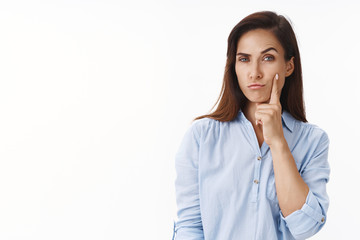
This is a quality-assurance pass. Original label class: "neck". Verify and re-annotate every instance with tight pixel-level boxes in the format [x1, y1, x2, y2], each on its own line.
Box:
[243, 101, 263, 147]
[243, 101, 258, 126]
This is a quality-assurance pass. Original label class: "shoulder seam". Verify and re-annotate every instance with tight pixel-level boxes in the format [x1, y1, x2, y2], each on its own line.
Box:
[192, 118, 213, 143]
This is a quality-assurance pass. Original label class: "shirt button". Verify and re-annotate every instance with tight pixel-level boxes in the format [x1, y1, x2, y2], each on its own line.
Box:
[321, 217, 325, 223]
[254, 179, 259, 184]
[257, 156, 262, 161]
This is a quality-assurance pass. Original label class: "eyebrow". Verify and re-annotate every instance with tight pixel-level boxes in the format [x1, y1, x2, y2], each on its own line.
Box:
[236, 47, 278, 56]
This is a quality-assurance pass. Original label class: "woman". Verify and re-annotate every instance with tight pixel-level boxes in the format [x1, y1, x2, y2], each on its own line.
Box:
[172, 11, 330, 240]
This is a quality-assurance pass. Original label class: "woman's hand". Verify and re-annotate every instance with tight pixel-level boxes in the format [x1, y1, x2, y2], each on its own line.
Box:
[255, 73, 285, 147]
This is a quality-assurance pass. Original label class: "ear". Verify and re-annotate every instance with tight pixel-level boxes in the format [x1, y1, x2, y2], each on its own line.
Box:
[285, 56, 295, 77]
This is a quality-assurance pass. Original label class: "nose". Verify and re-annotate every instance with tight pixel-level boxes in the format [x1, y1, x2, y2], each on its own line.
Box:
[249, 61, 263, 80]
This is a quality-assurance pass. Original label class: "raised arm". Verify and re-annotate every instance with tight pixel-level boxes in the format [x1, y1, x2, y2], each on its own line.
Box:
[255, 73, 330, 239]
[269, 129, 330, 239]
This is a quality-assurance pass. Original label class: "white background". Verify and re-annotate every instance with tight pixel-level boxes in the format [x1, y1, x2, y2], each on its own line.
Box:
[0, 0, 359, 239]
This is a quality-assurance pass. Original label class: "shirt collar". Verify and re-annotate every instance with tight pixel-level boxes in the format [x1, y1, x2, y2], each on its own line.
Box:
[237, 109, 295, 133]
[281, 111, 295, 133]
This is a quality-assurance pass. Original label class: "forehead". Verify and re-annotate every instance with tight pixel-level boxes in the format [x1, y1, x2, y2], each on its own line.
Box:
[236, 29, 284, 54]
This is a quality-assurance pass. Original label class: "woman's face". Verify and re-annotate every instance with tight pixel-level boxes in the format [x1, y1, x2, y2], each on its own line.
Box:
[235, 28, 294, 104]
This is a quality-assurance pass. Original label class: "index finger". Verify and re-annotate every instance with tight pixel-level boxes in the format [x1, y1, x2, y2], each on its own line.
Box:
[269, 73, 280, 105]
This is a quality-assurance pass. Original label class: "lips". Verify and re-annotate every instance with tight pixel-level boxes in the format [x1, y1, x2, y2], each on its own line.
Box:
[248, 83, 265, 89]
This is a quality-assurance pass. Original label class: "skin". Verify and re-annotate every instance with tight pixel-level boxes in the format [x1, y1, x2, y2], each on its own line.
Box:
[235, 29, 309, 217]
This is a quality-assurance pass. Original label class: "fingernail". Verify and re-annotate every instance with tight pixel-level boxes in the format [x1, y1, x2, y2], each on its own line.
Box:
[275, 73, 279, 80]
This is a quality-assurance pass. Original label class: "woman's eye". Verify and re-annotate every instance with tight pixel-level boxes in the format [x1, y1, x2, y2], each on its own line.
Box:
[264, 55, 274, 61]
[238, 57, 249, 62]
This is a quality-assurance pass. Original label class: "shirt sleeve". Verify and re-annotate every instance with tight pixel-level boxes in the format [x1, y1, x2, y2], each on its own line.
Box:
[173, 122, 204, 240]
[279, 130, 330, 239]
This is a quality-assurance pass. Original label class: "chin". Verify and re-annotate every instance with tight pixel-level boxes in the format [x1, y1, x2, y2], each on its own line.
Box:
[246, 96, 269, 104]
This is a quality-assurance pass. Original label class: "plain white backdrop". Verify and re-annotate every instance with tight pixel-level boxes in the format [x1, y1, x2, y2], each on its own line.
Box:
[0, 0, 359, 239]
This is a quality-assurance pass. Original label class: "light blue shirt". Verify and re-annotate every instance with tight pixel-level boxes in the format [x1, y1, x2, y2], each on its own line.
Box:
[173, 110, 330, 240]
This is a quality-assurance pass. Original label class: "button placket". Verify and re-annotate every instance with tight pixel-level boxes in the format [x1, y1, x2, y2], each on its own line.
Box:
[251, 154, 262, 202]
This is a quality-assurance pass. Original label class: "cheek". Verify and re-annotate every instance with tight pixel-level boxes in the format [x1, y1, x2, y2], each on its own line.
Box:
[235, 64, 242, 77]
[263, 63, 282, 74]
[275, 62, 288, 77]
[235, 66, 246, 86]
[235, 67, 244, 86]
[263, 65, 286, 85]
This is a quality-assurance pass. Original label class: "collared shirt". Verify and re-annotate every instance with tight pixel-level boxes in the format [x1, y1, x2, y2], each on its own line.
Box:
[173, 110, 330, 240]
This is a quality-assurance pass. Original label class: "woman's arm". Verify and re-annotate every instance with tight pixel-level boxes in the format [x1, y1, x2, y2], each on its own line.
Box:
[276, 131, 330, 239]
[256, 73, 309, 215]
[255, 74, 330, 239]
[173, 123, 204, 240]
[270, 140, 309, 217]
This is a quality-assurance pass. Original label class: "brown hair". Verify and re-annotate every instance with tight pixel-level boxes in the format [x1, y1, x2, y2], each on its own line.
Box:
[194, 11, 307, 122]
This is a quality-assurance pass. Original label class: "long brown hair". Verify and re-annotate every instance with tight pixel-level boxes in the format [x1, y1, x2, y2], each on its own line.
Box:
[194, 11, 307, 122]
